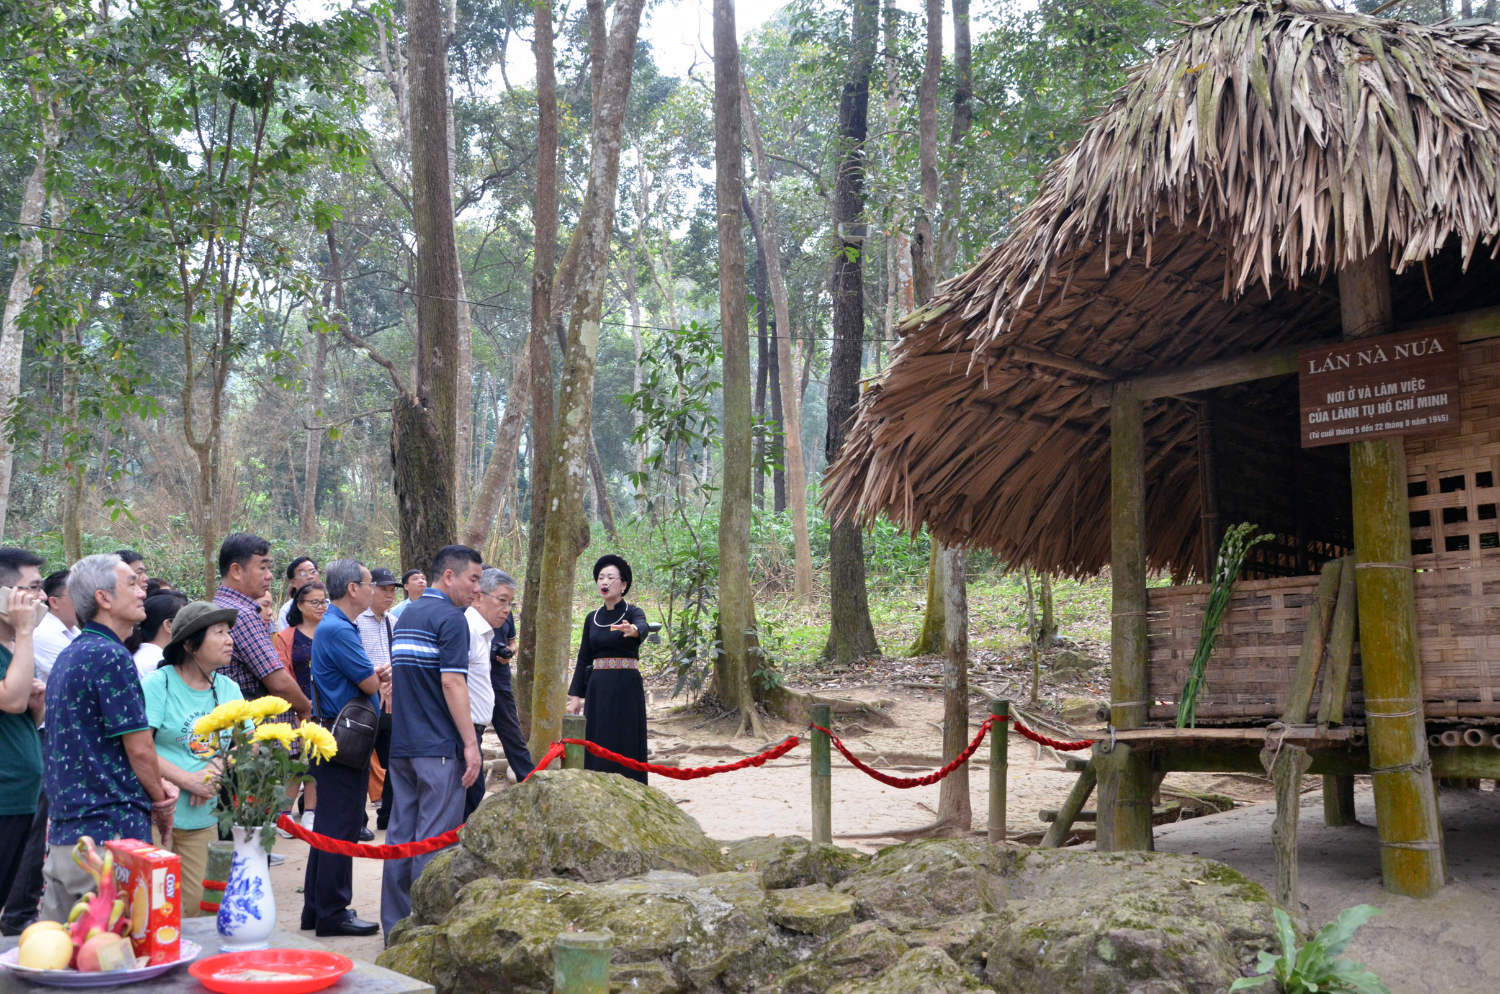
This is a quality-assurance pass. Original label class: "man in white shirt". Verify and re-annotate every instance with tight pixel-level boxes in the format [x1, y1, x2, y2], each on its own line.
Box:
[460, 568, 503, 819]
[32, 571, 77, 681]
[357, 569, 399, 833]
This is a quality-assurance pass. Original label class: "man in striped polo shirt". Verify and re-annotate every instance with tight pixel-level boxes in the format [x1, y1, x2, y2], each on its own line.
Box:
[379, 544, 483, 938]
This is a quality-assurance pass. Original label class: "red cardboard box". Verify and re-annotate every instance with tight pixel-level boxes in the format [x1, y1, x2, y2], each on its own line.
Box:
[105, 839, 181, 965]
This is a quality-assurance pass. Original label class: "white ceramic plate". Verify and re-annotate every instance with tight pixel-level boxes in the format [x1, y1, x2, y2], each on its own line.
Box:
[0, 940, 201, 987]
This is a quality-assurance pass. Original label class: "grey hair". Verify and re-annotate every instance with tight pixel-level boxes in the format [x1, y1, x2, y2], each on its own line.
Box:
[69, 553, 124, 625]
[325, 559, 367, 602]
[480, 567, 517, 595]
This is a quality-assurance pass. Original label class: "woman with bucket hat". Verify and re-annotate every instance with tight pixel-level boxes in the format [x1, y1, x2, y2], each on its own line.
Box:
[139, 600, 242, 916]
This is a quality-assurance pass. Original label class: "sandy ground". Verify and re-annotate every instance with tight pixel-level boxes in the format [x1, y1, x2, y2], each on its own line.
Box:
[257, 685, 1500, 992]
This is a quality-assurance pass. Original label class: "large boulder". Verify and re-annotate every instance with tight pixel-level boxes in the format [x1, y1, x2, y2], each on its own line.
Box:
[379, 870, 790, 994]
[380, 772, 1283, 994]
[460, 769, 723, 882]
[973, 849, 1280, 994]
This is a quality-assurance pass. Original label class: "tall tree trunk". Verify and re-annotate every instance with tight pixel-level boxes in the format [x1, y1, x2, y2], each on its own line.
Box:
[752, 215, 769, 511]
[461, 335, 532, 548]
[449, 51, 475, 516]
[61, 321, 82, 564]
[769, 301, 786, 514]
[911, 0, 941, 303]
[527, 0, 647, 760]
[0, 146, 51, 541]
[397, 0, 462, 573]
[713, 0, 764, 740]
[1037, 571, 1057, 645]
[938, 0, 972, 272]
[298, 319, 328, 543]
[741, 80, 815, 608]
[629, 149, 648, 489]
[516, 0, 560, 737]
[909, 543, 945, 655]
[936, 545, 970, 829]
[823, 0, 880, 665]
[588, 431, 617, 539]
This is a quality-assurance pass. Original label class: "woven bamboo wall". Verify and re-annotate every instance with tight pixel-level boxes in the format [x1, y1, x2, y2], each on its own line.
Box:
[1145, 338, 1500, 721]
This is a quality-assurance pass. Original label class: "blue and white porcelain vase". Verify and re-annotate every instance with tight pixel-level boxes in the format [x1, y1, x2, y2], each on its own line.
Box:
[217, 825, 276, 951]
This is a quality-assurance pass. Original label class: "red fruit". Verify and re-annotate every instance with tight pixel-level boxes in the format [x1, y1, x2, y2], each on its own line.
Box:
[66, 839, 121, 966]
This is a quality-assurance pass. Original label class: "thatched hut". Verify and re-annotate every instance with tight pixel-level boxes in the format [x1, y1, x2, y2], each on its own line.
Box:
[826, 0, 1500, 898]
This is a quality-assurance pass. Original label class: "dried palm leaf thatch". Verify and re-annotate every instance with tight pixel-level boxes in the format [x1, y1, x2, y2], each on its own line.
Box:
[824, 2, 1500, 579]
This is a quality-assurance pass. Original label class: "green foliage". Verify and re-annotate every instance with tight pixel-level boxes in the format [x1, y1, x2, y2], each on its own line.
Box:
[1231, 905, 1390, 994]
[1178, 522, 1272, 728]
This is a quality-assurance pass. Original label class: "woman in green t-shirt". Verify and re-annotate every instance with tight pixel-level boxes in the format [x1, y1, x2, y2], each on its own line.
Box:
[140, 601, 242, 918]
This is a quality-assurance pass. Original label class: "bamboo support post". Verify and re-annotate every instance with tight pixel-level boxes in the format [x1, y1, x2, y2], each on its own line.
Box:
[553, 930, 612, 994]
[563, 714, 587, 770]
[1108, 388, 1153, 850]
[811, 703, 832, 844]
[1323, 774, 1357, 826]
[1041, 760, 1097, 848]
[1342, 250, 1444, 898]
[1284, 558, 1343, 724]
[1317, 555, 1358, 726]
[989, 700, 1010, 843]
[1262, 742, 1314, 910]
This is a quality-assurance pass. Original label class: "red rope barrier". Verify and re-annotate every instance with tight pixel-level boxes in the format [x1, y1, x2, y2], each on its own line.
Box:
[1003, 716, 1095, 751]
[559, 734, 802, 780]
[809, 718, 993, 788]
[276, 813, 462, 859]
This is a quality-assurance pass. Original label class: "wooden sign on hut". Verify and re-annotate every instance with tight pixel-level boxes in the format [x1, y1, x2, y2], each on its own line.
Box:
[825, 1, 1500, 900]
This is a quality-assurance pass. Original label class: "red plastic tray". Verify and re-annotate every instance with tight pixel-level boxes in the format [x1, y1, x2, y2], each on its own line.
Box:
[188, 949, 353, 994]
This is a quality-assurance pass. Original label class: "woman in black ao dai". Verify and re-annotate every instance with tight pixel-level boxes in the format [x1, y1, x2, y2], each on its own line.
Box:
[567, 554, 650, 783]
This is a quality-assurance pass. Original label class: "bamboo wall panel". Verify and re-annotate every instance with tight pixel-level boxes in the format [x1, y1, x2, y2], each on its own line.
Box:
[1407, 338, 1500, 568]
[1146, 567, 1500, 720]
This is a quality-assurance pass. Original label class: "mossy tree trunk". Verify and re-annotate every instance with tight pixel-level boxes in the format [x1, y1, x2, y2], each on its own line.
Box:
[527, 0, 647, 759]
[822, 0, 881, 667]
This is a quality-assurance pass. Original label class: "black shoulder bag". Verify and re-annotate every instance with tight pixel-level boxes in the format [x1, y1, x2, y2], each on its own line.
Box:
[312, 674, 379, 771]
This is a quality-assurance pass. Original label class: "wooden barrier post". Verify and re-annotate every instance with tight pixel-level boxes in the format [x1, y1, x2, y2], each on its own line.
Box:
[989, 700, 1010, 843]
[1341, 249, 1444, 898]
[554, 930, 612, 994]
[811, 703, 832, 844]
[562, 714, 587, 770]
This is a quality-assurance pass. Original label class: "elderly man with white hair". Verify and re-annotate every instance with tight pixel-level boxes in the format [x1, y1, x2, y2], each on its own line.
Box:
[40, 553, 175, 923]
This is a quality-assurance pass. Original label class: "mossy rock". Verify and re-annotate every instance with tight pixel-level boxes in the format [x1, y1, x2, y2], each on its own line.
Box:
[409, 845, 496, 925]
[460, 769, 722, 882]
[767, 884, 857, 937]
[721, 835, 868, 889]
[379, 869, 784, 994]
[773, 922, 908, 994]
[834, 839, 1015, 928]
[829, 947, 996, 994]
[976, 849, 1280, 994]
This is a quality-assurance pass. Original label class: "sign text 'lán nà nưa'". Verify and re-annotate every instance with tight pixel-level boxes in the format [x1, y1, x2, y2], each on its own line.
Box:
[1298, 326, 1460, 448]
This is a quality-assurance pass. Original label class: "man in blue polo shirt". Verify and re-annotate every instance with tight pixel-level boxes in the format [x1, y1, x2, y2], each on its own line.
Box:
[380, 544, 482, 938]
[303, 559, 386, 938]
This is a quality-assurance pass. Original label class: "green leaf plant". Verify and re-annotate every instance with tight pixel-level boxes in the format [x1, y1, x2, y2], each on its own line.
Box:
[1231, 905, 1390, 994]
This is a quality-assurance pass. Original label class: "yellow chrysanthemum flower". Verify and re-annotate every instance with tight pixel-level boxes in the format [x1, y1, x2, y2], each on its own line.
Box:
[246, 697, 291, 720]
[251, 723, 298, 749]
[298, 723, 338, 763]
[191, 699, 254, 737]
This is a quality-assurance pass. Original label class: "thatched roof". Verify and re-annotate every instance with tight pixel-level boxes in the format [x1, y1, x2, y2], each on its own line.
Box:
[824, 0, 1500, 580]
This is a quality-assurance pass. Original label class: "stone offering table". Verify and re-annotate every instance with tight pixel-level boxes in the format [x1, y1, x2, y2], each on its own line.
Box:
[0, 918, 432, 994]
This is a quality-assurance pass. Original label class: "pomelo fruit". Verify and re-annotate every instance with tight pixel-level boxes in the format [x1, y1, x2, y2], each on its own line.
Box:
[17, 929, 72, 970]
[17, 920, 66, 950]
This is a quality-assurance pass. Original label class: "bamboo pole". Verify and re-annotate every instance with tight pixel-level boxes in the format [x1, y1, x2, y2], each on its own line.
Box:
[1041, 761, 1096, 848]
[989, 699, 1009, 843]
[811, 704, 832, 844]
[1341, 249, 1444, 898]
[1321, 555, 1360, 826]
[563, 714, 586, 770]
[1107, 388, 1153, 850]
[1284, 558, 1343, 724]
[1262, 742, 1314, 909]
